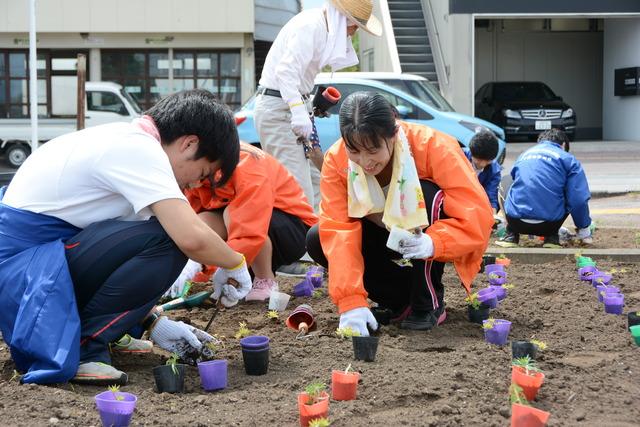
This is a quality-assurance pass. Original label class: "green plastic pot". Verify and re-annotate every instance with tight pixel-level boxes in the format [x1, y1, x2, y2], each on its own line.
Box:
[630, 325, 640, 346]
[576, 259, 596, 269]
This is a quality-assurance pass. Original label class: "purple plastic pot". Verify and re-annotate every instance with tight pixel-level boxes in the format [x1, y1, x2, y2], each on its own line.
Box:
[487, 270, 507, 286]
[604, 293, 624, 315]
[591, 272, 613, 287]
[490, 284, 507, 301]
[578, 265, 598, 281]
[240, 335, 270, 350]
[293, 279, 314, 297]
[95, 390, 137, 427]
[483, 319, 512, 346]
[478, 287, 499, 309]
[596, 285, 620, 303]
[484, 263, 505, 275]
[306, 266, 325, 288]
[198, 359, 228, 391]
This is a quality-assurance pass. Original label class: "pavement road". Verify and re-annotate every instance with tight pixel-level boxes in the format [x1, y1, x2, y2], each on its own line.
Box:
[502, 140, 640, 194]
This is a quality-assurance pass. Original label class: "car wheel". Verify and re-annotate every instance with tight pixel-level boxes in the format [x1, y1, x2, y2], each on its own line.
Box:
[6, 144, 31, 168]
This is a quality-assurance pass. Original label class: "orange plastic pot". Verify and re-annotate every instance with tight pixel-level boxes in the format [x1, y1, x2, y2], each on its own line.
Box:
[496, 257, 511, 267]
[511, 366, 545, 401]
[510, 403, 550, 427]
[298, 391, 329, 427]
[331, 370, 360, 401]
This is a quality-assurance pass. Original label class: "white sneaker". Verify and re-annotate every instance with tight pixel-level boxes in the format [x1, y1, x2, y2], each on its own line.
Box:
[72, 362, 128, 385]
[276, 262, 308, 277]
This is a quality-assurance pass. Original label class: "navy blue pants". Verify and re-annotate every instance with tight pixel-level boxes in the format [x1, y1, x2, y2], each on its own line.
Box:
[64, 218, 186, 364]
[306, 180, 447, 313]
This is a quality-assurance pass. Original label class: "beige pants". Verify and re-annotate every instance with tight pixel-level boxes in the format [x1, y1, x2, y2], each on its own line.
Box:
[254, 94, 321, 211]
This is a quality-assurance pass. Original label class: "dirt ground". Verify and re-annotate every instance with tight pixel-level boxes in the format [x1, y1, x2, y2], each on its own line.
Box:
[489, 226, 640, 249]
[1, 237, 639, 426]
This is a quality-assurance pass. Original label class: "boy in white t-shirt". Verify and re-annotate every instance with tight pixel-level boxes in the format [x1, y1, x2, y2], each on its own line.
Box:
[0, 90, 253, 385]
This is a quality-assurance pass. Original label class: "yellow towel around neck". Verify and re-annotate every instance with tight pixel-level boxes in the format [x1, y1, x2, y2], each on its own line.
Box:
[347, 126, 429, 231]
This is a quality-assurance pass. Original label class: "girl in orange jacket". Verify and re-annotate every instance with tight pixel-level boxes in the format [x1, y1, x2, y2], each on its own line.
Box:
[306, 92, 493, 334]
[182, 143, 318, 302]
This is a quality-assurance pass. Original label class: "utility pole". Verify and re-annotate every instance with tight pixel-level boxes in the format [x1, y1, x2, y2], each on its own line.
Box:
[29, 0, 38, 153]
[76, 54, 86, 130]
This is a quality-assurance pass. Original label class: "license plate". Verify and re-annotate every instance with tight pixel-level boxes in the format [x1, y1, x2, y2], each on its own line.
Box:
[535, 120, 552, 130]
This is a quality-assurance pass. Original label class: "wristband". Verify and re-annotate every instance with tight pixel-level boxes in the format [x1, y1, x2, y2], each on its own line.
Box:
[142, 312, 160, 331]
[288, 101, 305, 109]
[229, 254, 246, 271]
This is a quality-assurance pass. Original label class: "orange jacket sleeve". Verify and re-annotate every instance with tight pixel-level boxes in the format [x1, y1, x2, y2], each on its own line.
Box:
[409, 124, 493, 291]
[223, 159, 274, 265]
[318, 145, 369, 314]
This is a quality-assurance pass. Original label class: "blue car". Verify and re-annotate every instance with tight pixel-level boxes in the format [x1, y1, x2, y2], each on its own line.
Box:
[235, 73, 507, 163]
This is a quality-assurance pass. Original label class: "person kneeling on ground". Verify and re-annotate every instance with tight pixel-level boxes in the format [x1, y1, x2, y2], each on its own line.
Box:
[306, 92, 493, 334]
[169, 143, 318, 303]
[463, 129, 501, 216]
[0, 90, 253, 385]
[496, 128, 593, 249]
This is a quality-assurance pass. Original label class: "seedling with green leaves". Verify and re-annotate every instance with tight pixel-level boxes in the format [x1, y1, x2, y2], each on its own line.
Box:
[108, 385, 125, 401]
[512, 356, 541, 376]
[166, 352, 180, 375]
[335, 326, 360, 339]
[482, 317, 496, 330]
[312, 288, 324, 299]
[502, 283, 515, 290]
[304, 381, 328, 405]
[308, 417, 331, 427]
[509, 383, 529, 406]
[234, 321, 251, 339]
[465, 292, 481, 309]
[266, 310, 280, 320]
[529, 339, 547, 351]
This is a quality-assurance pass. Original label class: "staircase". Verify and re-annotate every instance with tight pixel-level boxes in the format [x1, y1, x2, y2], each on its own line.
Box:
[387, 0, 438, 88]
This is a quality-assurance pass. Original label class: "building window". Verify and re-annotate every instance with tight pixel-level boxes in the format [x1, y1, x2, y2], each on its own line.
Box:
[0, 51, 48, 118]
[101, 49, 241, 111]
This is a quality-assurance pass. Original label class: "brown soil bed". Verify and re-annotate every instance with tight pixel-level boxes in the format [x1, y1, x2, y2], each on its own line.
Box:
[1, 259, 639, 426]
[489, 227, 640, 249]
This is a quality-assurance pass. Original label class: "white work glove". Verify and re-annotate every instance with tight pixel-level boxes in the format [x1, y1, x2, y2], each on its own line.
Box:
[339, 307, 379, 337]
[289, 100, 313, 139]
[211, 255, 252, 307]
[398, 232, 434, 259]
[577, 227, 592, 239]
[163, 259, 202, 299]
[149, 316, 215, 364]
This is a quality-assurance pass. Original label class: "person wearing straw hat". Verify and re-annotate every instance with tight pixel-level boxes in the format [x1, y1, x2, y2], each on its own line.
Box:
[254, 0, 382, 211]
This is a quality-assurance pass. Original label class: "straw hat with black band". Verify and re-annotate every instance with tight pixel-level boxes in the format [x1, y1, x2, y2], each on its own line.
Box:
[328, 0, 382, 36]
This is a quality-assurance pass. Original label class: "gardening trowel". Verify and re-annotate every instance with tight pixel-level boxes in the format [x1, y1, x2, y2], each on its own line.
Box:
[157, 291, 212, 312]
[203, 278, 239, 333]
[286, 304, 317, 338]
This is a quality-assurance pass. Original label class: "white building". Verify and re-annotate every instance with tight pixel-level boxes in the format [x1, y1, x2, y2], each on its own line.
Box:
[361, 0, 640, 141]
[0, 0, 299, 115]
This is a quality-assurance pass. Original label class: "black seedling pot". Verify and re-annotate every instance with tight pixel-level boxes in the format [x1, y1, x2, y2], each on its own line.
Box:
[628, 311, 640, 330]
[352, 335, 379, 362]
[480, 255, 496, 273]
[512, 341, 538, 360]
[153, 364, 186, 393]
[467, 303, 491, 324]
[242, 348, 269, 375]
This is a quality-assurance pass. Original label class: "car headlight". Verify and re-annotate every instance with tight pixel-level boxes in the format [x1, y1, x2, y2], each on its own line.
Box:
[561, 108, 574, 118]
[503, 109, 521, 119]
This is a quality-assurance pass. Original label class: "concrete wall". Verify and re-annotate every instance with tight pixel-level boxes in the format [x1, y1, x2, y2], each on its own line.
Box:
[603, 18, 640, 141]
[475, 22, 603, 138]
[0, 0, 254, 33]
[359, 0, 400, 73]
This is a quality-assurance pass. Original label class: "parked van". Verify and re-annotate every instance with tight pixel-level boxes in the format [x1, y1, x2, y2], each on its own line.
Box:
[0, 81, 142, 167]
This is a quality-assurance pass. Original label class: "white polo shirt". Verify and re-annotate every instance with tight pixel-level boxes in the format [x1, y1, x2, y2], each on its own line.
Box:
[3, 122, 186, 229]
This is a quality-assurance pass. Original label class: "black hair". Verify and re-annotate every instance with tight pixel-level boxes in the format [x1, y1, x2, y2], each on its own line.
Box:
[538, 128, 570, 152]
[469, 130, 499, 161]
[339, 92, 397, 152]
[145, 89, 239, 187]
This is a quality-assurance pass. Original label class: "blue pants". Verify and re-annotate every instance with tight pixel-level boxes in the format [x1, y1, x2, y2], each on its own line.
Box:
[64, 218, 186, 364]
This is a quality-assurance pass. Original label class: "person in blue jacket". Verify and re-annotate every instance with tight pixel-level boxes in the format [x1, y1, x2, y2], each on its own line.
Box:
[0, 90, 254, 385]
[463, 130, 501, 215]
[496, 128, 593, 248]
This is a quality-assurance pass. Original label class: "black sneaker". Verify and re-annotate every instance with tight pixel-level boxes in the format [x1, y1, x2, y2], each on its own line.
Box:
[495, 230, 519, 248]
[542, 234, 561, 249]
[371, 305, 411, 326]
[400, 305, 447, 331]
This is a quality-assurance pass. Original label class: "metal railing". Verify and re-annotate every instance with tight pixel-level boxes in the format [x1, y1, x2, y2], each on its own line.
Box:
[422, 0, 449, 86]
[378, 0, 402, 73]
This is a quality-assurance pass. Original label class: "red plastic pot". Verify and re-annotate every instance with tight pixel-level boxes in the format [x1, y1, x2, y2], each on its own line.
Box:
[496, 257, 511, 267]
[510, 403, 550, 427]
[331, 370, 360, 401]
[298, 391, 329, 427]
[511, 366, 545, 401]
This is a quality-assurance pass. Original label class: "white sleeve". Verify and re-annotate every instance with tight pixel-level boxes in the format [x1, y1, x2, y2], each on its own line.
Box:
[94, 135, 186, 214]
[274, 26, 321, 104]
